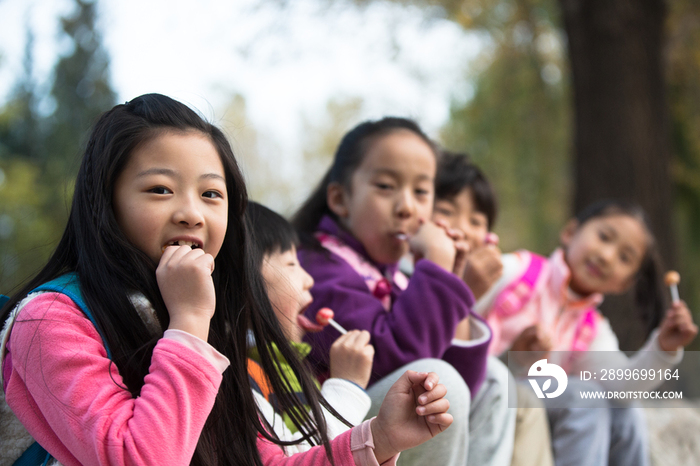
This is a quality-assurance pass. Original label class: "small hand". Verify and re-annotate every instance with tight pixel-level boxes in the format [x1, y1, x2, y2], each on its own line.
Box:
[157, 245, 216, 341]
[432, 219, 471, 277]
[510, 325, 553, 368]
[658, 301, 698, 352]
[329, 330, 375, 389]
[371, 371, 452, 463]
[462, 245, 503, 300]
[409, 220, 457, 273]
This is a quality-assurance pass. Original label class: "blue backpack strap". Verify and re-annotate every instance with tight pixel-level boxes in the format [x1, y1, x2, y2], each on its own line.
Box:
[31, 273, 112, 359]
[1, 294, 9, 309]
[12, 441, 51, 466]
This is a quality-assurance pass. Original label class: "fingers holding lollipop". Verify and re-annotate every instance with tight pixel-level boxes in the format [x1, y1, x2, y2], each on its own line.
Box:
[658, 271, 698, 352]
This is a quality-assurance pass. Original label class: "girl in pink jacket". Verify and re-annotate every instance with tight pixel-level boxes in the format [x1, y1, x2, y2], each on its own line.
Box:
[0, 94, 452, 466]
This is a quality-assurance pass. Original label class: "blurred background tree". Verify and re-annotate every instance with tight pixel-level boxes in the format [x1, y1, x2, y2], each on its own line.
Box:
[0, 0, 116, 293]
[667, 0, 700, 351]
[44, 0, 115, 178]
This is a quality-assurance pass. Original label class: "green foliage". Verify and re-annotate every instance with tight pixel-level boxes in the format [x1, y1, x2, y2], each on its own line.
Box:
[0, 0, 115, 294]
[0, 29, 42, 163]
[440, 0, 570, 254]
[667, 0, 700, 347]
[0, 160, 70, 294]
[45, 0, 116, 177]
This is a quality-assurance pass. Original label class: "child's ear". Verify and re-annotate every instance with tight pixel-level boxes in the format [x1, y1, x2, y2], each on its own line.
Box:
[559, 219, 579, 247]
[327, 182, 349, 218]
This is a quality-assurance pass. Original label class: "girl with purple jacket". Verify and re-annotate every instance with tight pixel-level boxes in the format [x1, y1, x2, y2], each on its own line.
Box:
[292, 117, 515, 466]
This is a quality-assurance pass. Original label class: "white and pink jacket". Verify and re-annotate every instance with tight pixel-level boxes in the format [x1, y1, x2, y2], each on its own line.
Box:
[476, 248, 683, 391]
[477, 248, 603, 357]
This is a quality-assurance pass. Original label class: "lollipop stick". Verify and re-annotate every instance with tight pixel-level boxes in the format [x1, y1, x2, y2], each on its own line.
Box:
[664, 271, 681, 304]
[670, 285, 680, 304]
[328, 318, 348, 335]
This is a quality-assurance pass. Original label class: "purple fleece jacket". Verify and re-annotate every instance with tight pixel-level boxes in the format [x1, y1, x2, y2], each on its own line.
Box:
[299, 216, 491, 396]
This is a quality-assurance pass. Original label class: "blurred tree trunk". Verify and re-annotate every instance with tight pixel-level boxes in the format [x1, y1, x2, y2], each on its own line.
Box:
[559, 0, 674, 347]
[560, 0, 674, 264]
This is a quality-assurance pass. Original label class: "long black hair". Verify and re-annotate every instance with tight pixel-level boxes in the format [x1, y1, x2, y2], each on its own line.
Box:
[246, 201, 352, 432]
[574, 200, 666, 337]
[1, 94, 335, 465]
[247, 201, 300, 258]
[291, 116, 436, 246]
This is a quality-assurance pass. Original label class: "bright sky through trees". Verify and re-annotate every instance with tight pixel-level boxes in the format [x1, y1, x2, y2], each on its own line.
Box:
[0, 0, 484, 150]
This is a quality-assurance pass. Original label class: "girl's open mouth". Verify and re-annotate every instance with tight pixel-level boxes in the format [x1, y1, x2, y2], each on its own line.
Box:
[297, 314, 323, 333]
[296, 302, 323, 333]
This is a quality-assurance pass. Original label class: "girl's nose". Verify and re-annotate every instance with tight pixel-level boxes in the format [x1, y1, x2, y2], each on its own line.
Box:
[302, 267, 314, 290]
[460, 223, 474, 242]
[173, 196, 205, 227]
[395, 189, 416, 219]
[599, 243, 616, 263]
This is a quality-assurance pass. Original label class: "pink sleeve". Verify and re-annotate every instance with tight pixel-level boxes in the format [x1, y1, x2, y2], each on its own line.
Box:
[350, 419, 398, 466]
[256, 420, 398, 466]
[163, 329, 230, 372]
[5, 292, 227, 466]
[257, 430, 355, 465]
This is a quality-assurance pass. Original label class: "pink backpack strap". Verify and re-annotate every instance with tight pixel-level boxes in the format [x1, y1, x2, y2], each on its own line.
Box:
[491, 252, 547, 317]
[316, 232, 394, 310]
[571, 308, 598, 351]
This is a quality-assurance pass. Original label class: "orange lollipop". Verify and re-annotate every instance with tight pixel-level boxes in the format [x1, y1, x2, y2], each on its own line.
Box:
[316, 308, 348, 335]
[664, 271, 681, 303]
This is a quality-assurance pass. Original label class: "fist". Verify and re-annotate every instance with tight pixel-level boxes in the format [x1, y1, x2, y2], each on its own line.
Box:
[409, 220, 457, 273]
[157, 245, 216, 340]
[462, 245, 503, 300]
[329, 330, 375, 389]
[658, 301, 698, 352]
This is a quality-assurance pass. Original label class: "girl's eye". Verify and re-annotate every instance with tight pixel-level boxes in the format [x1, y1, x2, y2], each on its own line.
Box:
[619, 251, 634, 264]
[376, 183, 393, 191]
[434, 207, 453, 217]
[149, 186, 171, 195]
[202, 190, 223, 199]
[415, 189, 430, 197]
[598, 231, 610, 242]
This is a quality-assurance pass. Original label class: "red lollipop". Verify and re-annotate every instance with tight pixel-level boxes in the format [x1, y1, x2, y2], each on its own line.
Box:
[485, 232, 499, 246]
[315, 308, 348, 335]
